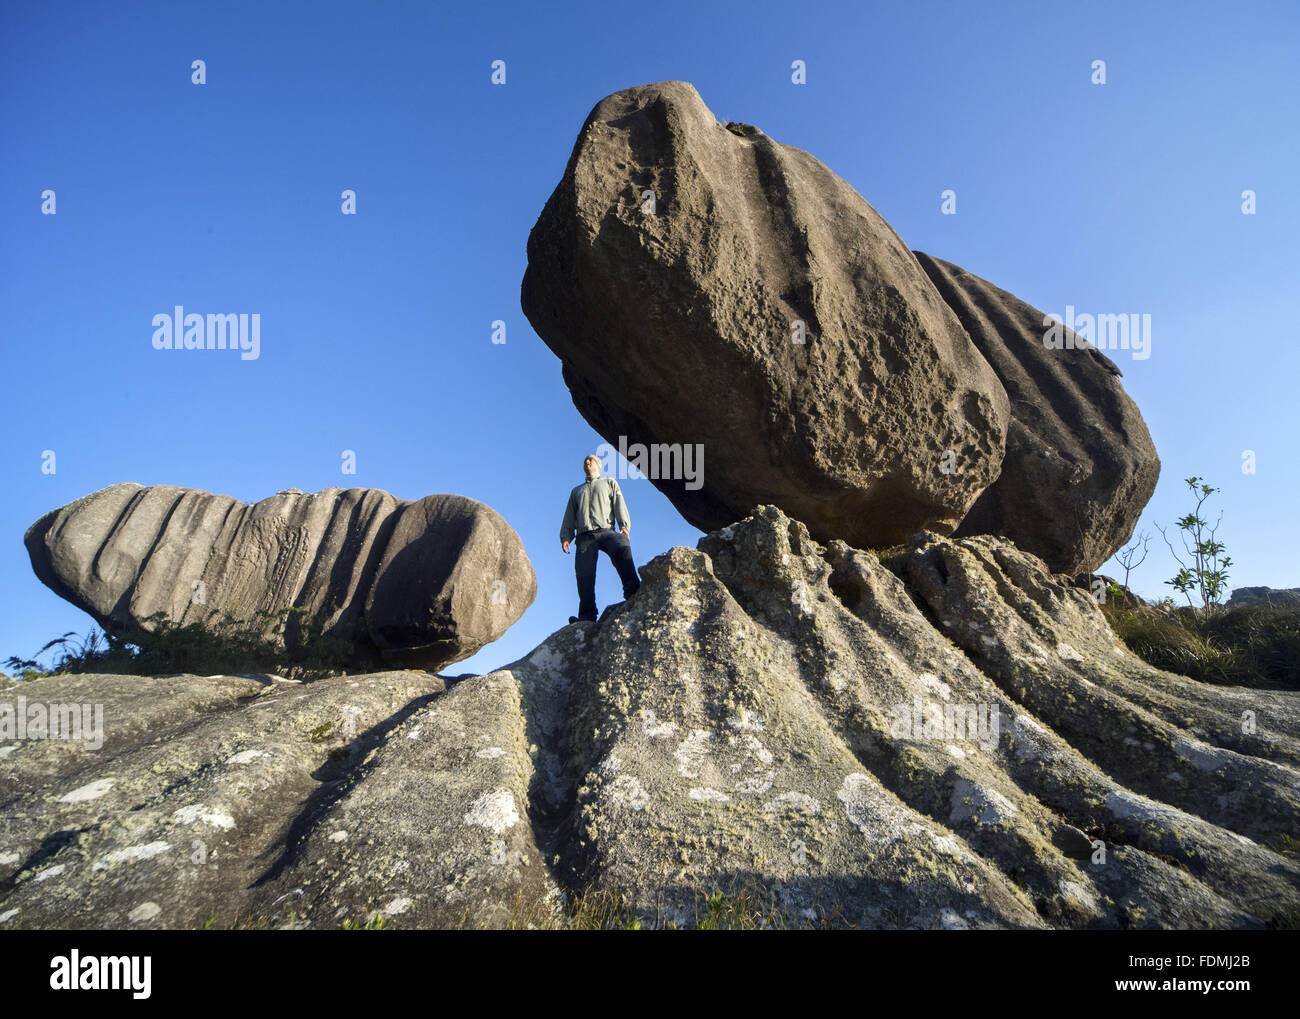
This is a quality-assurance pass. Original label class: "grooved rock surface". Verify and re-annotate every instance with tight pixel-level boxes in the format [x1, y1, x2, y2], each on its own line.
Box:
[916, 252, 1160, 574]
[521, 80, 1010, 548]
[23, 483, 536, 672]
[3, 507, 1296, 929]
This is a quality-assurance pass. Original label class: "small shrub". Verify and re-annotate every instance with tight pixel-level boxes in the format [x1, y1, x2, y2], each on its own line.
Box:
[1156, 477, 1232, 621]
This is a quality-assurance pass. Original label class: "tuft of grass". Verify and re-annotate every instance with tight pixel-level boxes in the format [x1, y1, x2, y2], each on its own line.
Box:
[498, 877, 842, 930]
[1262, 832, 1299, 859]
[198, 910, 376, 930]
[308, 719, 340, 743]
[6, 606, 359, 683]
[1102, 601, 1300, 690]
[340, 914, 386, 930]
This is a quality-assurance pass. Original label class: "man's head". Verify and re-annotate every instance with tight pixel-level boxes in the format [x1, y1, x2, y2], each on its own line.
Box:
[583, 454, 600, 479]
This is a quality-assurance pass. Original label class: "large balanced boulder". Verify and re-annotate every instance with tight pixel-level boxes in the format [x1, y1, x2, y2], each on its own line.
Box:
[23, 483, 536, 672]
[5, 507, 1297, 929]
[916, 253, 1160, 573]
[522, 80, 1010, 548]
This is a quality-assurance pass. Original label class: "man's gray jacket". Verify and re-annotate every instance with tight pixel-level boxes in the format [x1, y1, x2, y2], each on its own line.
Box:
[560, 476, 630, 542]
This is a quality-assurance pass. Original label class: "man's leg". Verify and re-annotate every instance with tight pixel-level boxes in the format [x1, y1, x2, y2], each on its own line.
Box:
[574, 533, 599, 621]
[597, 529, 642, 600]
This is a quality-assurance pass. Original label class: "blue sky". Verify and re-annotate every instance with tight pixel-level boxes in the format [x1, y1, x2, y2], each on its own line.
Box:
[2, 0, 1297, 676]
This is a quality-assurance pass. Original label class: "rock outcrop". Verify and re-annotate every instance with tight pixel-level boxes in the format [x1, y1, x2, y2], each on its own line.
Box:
[916, 253, 1160, 573]
[24, 483, 536, 672]
[5, 507, 1297, 930]
[522, 80, 1010, 549]
[1228, 587, 1300, 609]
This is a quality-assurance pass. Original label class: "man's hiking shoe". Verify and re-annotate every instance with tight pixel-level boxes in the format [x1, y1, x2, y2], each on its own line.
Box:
[568, 616, 579, 624]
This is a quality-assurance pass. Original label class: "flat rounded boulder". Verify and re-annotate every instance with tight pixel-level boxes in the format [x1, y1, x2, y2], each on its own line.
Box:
[23, 483, 537, 672]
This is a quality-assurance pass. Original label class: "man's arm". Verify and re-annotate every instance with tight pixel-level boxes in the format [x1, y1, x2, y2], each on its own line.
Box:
[560, 490, 577, 543]
[608, 479, 631, 532]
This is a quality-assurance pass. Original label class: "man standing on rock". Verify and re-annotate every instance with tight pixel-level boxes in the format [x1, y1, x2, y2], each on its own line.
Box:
[560, 454, 641, 623]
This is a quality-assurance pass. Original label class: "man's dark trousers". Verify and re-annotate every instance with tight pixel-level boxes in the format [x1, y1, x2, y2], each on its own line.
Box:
[575, 527, 641, 621]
